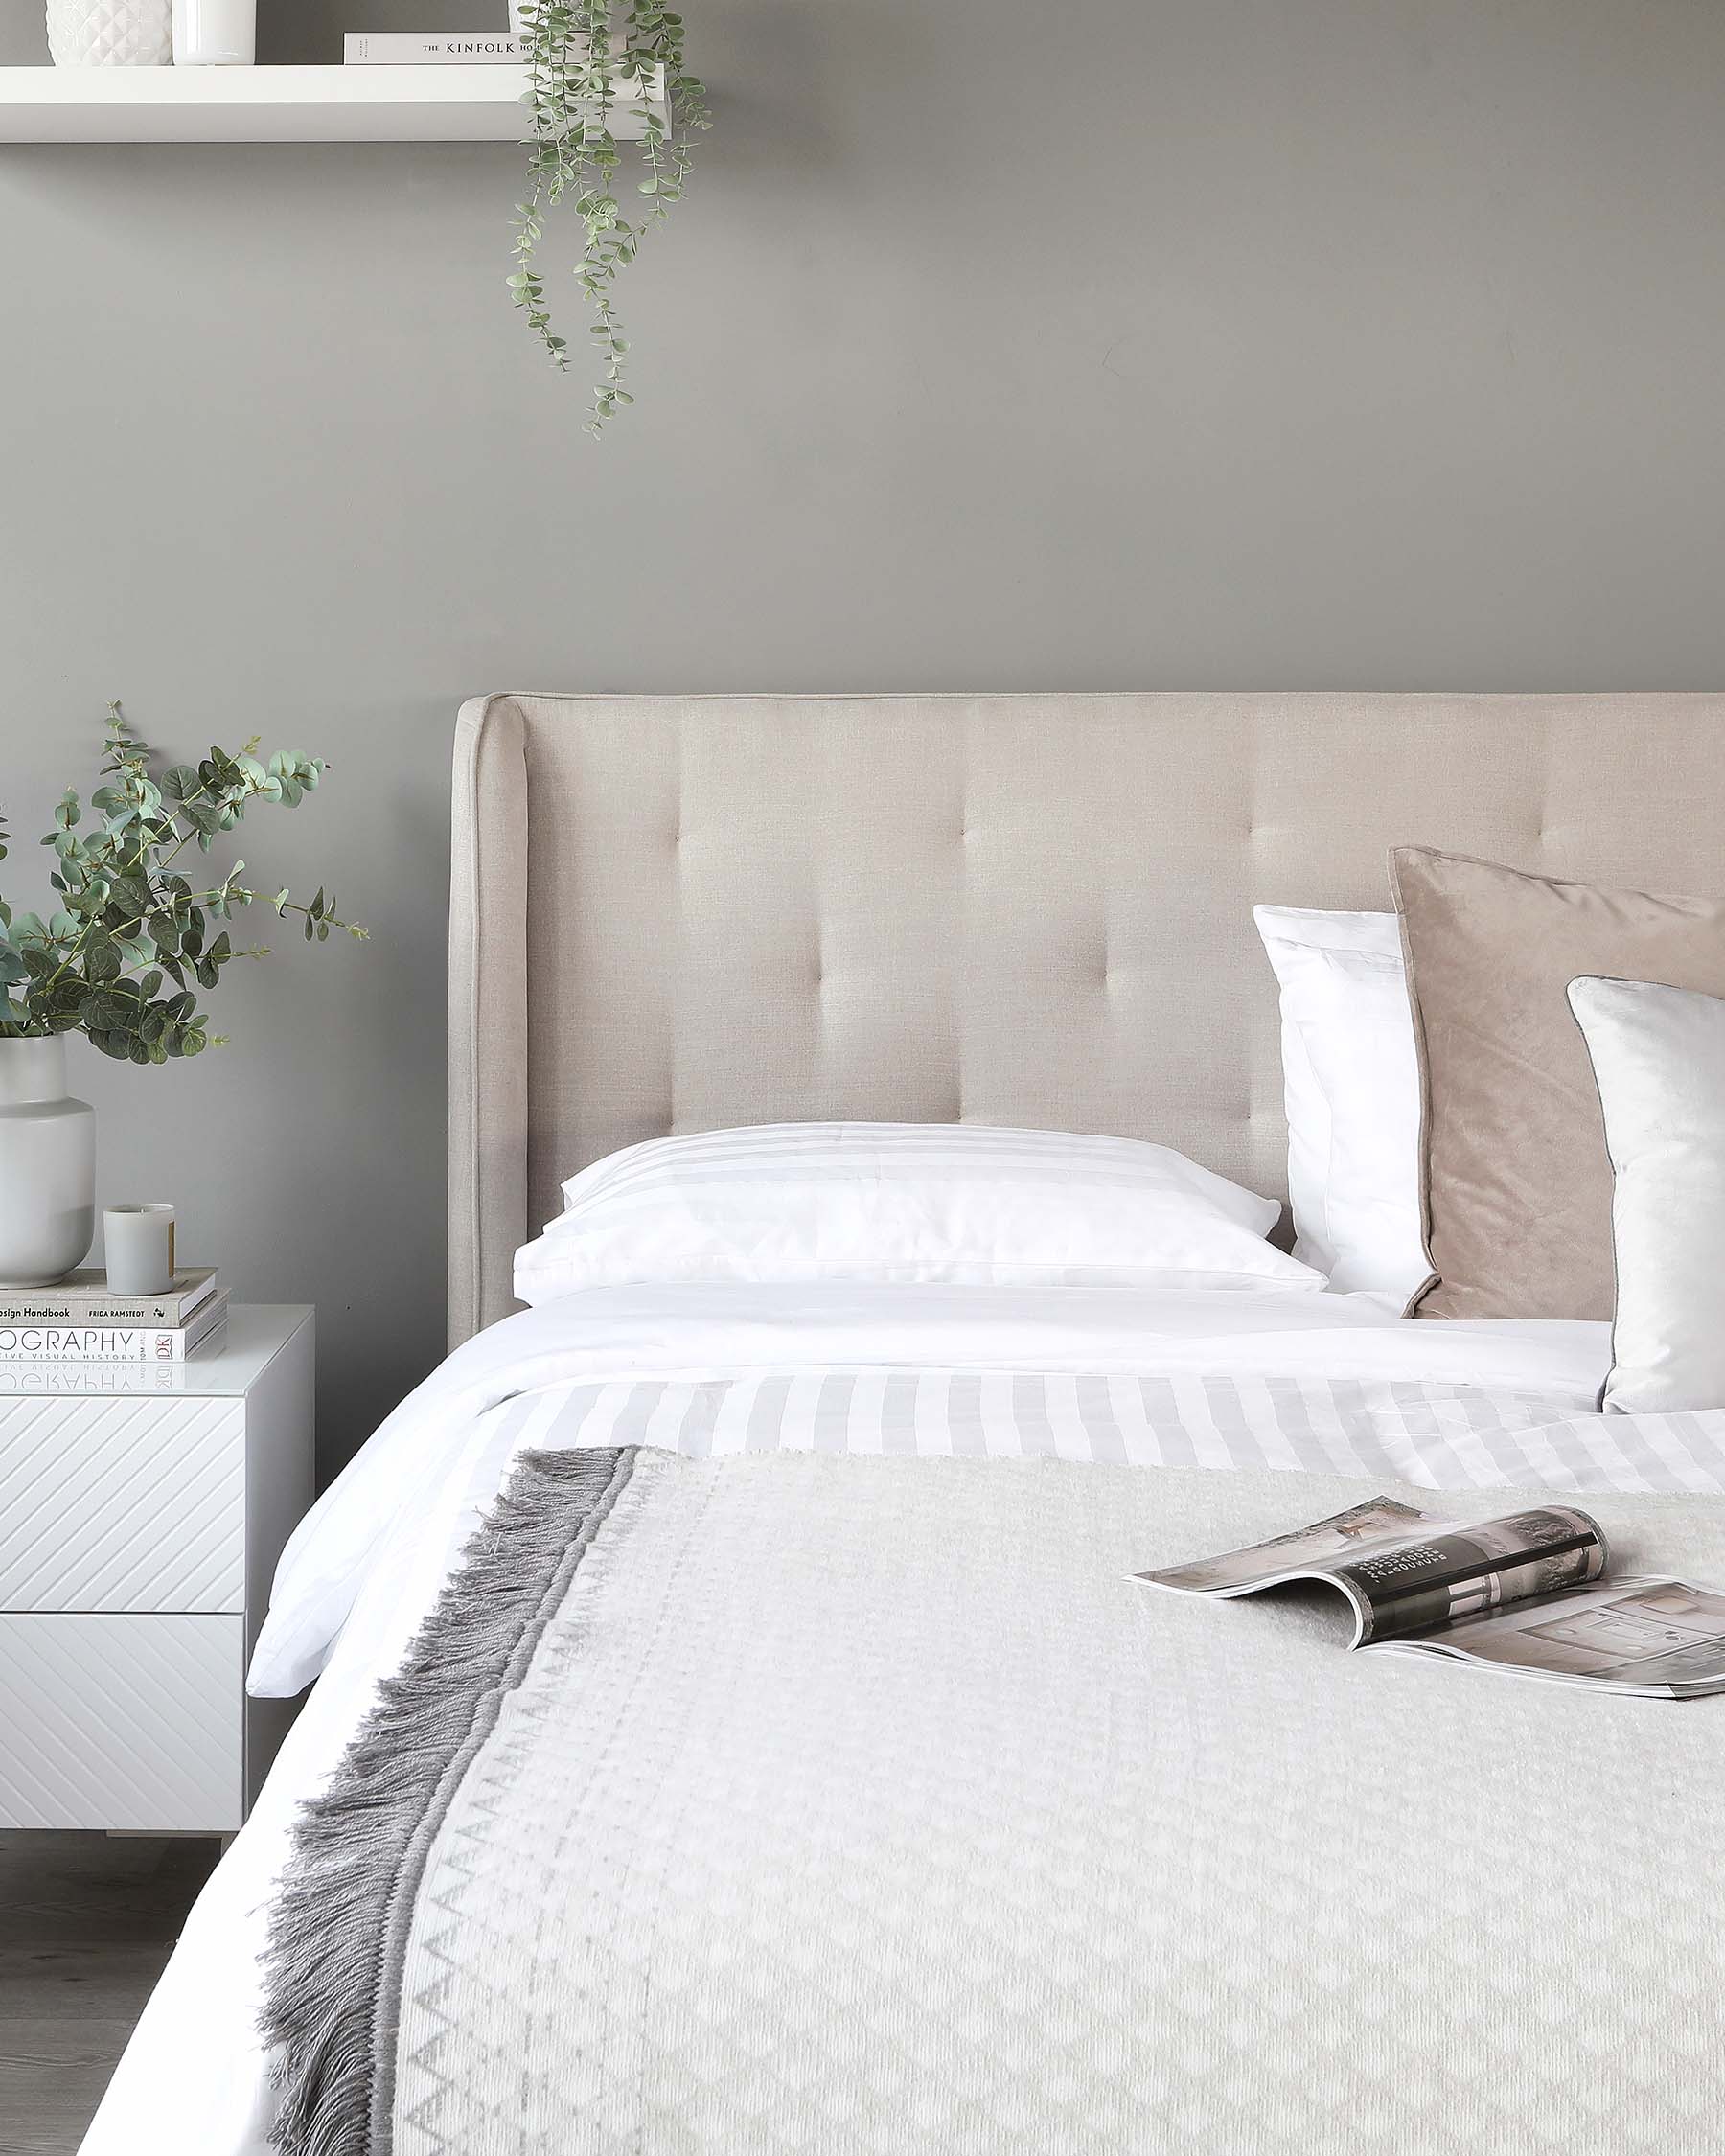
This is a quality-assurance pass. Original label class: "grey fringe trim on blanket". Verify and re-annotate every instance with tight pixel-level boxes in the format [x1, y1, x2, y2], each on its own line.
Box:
[259, 1444, 638, 2156]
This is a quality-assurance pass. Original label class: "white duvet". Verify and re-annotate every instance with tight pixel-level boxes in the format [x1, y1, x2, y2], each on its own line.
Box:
[80, 1280, 1703, 2156]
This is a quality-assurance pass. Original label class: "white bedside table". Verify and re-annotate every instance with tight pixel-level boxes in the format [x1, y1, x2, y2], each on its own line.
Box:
[0, 1306, 313, 1834]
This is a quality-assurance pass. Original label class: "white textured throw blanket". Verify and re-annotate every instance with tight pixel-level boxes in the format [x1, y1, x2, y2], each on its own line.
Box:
[268, 1445, 1725, 2156]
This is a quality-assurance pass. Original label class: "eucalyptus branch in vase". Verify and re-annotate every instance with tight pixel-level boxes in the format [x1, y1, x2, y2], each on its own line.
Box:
[509, 0, 710, 429]
[0, 703, 365, 1063]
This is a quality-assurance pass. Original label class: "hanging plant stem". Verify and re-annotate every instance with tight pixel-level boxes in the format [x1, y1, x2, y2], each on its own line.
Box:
[510, 0, 710, 430]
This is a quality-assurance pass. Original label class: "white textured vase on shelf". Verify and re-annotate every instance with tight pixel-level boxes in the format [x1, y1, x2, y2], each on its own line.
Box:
[46, 0, 172, 64]
[0, 1037, 96, 1288]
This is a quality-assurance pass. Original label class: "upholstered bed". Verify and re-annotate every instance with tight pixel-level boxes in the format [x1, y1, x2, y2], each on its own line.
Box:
[81, 692, 1725, 2156]
[448, 691, 1725, 1339]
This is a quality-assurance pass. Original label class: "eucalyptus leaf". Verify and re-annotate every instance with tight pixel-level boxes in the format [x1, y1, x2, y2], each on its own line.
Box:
[82, 936, 122, 985]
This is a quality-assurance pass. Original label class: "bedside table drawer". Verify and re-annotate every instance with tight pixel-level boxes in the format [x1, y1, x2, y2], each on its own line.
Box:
[0, 1395, 244, 1612]
[0, 1613, 243, 1830]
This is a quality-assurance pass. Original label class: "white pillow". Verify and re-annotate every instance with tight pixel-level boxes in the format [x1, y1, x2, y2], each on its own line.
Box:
[1568, 976, 1725, 1414]
[1253, 906, 1427, 1297]
[514, 1121, 1324, 1304]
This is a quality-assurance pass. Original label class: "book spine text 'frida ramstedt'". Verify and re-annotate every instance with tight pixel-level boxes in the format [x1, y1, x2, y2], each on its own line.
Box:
[0, 1296, 227, 1363]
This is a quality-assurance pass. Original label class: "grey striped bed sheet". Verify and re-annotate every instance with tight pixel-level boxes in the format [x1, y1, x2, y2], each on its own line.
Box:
[472, 1368, 1725, 1498]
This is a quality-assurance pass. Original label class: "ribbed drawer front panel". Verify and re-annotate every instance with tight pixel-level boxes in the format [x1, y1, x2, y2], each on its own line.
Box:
[0, 1395, 243, 1611]
[0, 1613, 242, 1829]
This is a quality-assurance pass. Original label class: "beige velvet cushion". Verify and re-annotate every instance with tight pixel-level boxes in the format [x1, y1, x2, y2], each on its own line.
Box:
[1390, 848, 1725, 1321]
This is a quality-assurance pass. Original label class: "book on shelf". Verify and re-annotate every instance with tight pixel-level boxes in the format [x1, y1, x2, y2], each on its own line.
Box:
[1134, 1493, 1725, 1699]
[342, 33, 525, 62]
[0, 1291, 229, 1365]
[0, 1266, 219, 1329]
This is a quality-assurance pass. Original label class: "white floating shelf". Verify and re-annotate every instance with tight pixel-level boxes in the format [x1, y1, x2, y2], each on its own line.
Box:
[0, 63, 663, 144]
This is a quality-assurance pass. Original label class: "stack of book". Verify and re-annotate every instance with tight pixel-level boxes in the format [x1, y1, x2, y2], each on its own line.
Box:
[0, 1269, 228, 1366]
[343, 33, 525, 63]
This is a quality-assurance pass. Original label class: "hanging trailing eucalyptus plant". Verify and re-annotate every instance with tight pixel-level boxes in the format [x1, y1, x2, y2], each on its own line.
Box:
[510, 0, 710, 430]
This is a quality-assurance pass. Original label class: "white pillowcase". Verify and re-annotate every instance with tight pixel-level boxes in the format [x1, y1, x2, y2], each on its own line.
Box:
[514, 1121, 1324, 1304]
[1253, 906, 1427, 1298]
[1568, 975, 1725, 1414]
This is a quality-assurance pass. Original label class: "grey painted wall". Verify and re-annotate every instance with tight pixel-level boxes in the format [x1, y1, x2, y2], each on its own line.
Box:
[3, 0, 1724, 1475]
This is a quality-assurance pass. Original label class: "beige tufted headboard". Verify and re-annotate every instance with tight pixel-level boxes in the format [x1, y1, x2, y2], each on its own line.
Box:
[448, 690, 1725, 1345]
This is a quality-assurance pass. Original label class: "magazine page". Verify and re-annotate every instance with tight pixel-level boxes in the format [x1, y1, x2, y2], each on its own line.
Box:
[1134, 1498, 1608, 1647]
[1377, 1575, 1725, 1696]
[1134, 1496, 1438, 1595]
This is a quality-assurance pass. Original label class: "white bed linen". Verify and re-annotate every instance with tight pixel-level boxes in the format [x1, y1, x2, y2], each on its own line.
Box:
[518, 1120, 1322, 1298]
[1252, 906, 1426, 1296]
[81, 1283, 1673, 2156]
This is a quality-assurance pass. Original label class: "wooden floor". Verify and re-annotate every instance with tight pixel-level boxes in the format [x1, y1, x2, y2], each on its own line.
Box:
[0, 1833, 218, 2156]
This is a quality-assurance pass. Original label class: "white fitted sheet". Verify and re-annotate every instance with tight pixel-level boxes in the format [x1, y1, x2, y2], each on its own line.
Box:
[81, 1282, 1713, 2156]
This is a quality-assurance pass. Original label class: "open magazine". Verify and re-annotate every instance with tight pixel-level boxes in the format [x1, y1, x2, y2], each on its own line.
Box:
[1134, 1495, 1725, 1697]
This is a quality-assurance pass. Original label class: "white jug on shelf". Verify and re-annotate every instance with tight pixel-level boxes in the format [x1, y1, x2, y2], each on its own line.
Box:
[172, 0, 254, 64]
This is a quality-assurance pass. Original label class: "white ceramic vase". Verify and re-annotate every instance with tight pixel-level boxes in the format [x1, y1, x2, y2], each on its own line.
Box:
[0, 1037, 96, 1288]
[46, 0, 173, 65]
